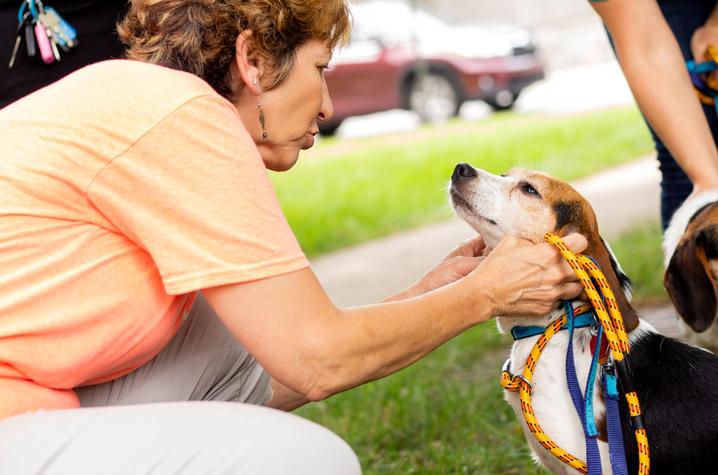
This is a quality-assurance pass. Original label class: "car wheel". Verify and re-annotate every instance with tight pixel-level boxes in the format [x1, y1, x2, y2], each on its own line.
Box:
[486, 89, 520, 111]
[408, 72, 460, 124]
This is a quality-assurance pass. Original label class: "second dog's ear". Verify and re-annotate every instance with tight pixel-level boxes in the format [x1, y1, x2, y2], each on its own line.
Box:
[664, 228, 718, 332]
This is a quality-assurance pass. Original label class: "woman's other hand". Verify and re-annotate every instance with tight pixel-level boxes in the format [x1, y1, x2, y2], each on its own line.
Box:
[385, 236, 486, 301]
[691, 20, 718, 70]
[471, 233, 588, 318]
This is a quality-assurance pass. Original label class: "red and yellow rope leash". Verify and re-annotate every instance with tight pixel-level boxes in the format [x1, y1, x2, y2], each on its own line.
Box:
[500, 233, 650, 475]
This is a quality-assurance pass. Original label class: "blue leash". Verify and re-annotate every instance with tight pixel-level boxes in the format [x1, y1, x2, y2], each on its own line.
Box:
[564, 301, 602, 475]
[687, 58, 718, 114]
[604, 363, 629, 475]
[511, 298, 633, 474]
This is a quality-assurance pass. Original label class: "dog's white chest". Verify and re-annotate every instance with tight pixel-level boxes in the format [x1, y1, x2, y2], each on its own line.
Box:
[504, 329, 612, 474]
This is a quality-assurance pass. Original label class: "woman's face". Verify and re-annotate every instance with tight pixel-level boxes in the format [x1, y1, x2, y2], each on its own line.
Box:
[253, 40, 334, 171]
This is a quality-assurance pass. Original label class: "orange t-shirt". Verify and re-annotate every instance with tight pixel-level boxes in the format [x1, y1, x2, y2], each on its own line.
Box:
[0, 60, 309, 419]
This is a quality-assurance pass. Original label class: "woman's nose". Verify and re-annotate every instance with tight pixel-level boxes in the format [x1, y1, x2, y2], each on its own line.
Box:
[318, 82, 334, 122]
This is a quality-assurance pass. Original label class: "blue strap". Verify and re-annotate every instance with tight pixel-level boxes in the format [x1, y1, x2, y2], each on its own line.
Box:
[564, 302, 602, 475]
[583, 324, 602, 436]
[604, 368, 629, 475]
[688, 59, 718, 75]
[510, 309, 595, 340]
[687, 59, 718, 116]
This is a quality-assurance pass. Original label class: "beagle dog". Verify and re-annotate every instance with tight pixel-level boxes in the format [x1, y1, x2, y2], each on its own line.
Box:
[663, 190, 718, 352]
[450, 163, 718, 475]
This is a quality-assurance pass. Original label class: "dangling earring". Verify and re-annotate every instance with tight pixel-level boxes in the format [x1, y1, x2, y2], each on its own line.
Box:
[257, 102, 268, 141]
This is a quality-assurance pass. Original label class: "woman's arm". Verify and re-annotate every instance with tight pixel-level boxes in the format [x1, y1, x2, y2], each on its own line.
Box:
[267, 236, 486, 410]
[593, 0, 718, 194]
[203, 234, 586, 402]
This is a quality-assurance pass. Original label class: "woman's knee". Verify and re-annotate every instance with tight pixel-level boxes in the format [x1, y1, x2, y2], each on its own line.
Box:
[0, 402, 361, 475]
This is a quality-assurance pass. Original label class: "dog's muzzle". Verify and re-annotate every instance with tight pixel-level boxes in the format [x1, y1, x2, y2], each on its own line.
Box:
[451, 162, 477, 184]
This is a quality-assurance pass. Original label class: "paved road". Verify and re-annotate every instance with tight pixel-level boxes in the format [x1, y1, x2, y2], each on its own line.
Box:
[310, 156, 684, 338]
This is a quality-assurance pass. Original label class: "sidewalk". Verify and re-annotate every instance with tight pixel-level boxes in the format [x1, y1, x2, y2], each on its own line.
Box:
[310, 156, 683, 338]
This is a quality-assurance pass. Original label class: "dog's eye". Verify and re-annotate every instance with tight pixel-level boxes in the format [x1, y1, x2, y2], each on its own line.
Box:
[520, 182, 540, 197]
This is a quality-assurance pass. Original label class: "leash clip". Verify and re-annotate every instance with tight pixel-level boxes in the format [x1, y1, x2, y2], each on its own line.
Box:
[502, 358, 533, 394]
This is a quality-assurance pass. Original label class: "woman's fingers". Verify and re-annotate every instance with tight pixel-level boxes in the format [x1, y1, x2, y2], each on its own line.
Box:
[472, 233, 589, 317]
[558, 281, 584, 301]
[445, 235, 486, 259]
[561, 232, 589, 255]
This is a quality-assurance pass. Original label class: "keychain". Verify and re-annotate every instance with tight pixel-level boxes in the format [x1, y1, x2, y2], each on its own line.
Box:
[8, 0, 78, 69]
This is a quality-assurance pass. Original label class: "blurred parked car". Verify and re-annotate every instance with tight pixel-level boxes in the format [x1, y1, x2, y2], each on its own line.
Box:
[320, 1, 545, 135]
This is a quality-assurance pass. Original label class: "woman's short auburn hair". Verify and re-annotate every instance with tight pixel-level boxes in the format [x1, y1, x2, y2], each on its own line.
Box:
[117, 0, 351, 98]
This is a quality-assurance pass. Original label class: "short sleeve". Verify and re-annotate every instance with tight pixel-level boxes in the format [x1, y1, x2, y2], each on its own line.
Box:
[86, 93, 309, 295]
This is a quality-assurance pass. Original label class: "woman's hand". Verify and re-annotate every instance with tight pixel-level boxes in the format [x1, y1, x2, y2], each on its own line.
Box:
[692, 21, 718, 68]
[384, 236, 486, 301]
[471, 233, 587, 318]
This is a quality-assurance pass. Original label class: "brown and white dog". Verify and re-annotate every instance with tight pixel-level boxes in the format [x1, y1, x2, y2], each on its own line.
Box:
[663, 191, 718, 352]
[450, 163, 718, 475]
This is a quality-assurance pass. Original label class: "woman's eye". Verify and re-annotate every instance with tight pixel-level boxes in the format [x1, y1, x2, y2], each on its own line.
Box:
[520, 182, 540, 196]
[318, 65, 330, 74]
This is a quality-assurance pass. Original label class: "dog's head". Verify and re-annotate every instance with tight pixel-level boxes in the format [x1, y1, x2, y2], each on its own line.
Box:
[664, 194, 718, 332]
[449, 163, 638, 329]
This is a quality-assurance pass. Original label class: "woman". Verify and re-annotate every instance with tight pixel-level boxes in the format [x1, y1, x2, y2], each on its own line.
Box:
[591, 0, 718, 229]
[0, 0, 586, 473]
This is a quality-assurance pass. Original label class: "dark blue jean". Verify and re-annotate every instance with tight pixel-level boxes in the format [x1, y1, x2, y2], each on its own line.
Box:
[651, 0, 718, 229]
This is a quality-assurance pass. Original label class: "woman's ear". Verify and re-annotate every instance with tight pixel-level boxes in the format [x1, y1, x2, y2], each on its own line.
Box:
[234, 30, 263, 95]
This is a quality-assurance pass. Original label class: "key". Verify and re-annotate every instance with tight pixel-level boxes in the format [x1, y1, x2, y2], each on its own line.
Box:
[43, 6, 76, 47]
[47, 28, 61, 62]
[7, 13, 29, 69]
[24, 18, 36, 57]
[34, 20, 54, 64]
[8, 32, 22, 69]
[39, 13, 70, 52]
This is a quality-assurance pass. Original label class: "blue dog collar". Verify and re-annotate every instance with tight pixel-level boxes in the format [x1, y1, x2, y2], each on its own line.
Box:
[510, 307, 595, 341]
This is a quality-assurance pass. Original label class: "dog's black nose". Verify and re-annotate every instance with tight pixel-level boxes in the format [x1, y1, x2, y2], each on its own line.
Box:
[452, 163, 477, 182]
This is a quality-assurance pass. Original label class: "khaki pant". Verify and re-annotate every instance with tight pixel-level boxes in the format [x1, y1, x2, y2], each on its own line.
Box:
[0, 293, 361, 475]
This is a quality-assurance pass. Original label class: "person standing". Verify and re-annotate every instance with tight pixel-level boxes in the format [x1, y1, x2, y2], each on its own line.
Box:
[592, 0, 718, 229]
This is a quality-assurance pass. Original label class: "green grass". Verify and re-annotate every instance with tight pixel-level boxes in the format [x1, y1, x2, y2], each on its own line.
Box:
[608, 221, 667, 305]
[271, 107, 653, 257]
[296, 321, 543, 475]
[296, 222, 668, 474]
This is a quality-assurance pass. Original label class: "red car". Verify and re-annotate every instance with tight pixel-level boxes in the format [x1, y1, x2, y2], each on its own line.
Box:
[320, 2, 545, 135]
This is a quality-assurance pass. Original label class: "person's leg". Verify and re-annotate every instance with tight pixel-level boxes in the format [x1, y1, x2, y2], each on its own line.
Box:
[653, 0, 718, 229]
[0, 402, 362, 475]
[77, 292, 272, 407]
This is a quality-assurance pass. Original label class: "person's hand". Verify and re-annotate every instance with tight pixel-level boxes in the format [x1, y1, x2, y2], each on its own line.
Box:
[384, 236, 486, 301]
[691, 22, 718, 81]
[470, 233, 588, 318]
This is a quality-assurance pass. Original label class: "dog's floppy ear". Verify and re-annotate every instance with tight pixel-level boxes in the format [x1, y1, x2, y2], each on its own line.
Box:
[553, 200, 639, 331]
[664, 227, 718, 332]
